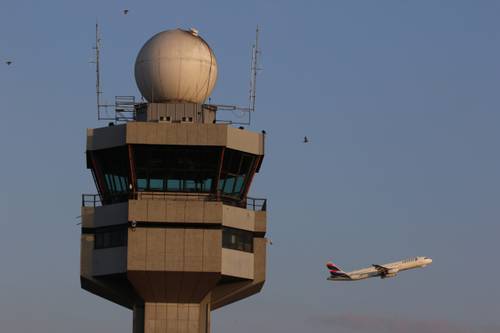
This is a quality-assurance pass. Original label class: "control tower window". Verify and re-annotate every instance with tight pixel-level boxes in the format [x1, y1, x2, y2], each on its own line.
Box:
[222, 227, 253, 253]
[219, 150, 256, 198]
[94, 225, 128, 249]
[134, 145, 220, 193]
[90, 145, 260, 204]
[90, 147, 130, 201]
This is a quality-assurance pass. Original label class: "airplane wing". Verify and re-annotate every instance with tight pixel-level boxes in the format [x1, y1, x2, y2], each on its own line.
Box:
[372, 264, 390, 274]
[372, 264, 398, 278]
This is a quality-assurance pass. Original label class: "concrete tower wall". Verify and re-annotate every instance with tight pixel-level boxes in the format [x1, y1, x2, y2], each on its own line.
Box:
[81, 115, 267, 332]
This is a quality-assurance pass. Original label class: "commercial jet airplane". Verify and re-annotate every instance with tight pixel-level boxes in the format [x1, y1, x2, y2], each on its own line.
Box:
[326, 256, 432, 281]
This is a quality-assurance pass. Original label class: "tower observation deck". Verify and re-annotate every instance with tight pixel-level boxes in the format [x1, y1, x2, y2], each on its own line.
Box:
[80, 29, 267, 333]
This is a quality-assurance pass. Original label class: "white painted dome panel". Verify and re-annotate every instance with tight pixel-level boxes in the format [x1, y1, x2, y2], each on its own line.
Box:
[134, 29, 218, 103]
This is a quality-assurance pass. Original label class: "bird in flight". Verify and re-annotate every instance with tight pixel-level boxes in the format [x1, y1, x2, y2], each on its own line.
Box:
[303, 136, 309, 143]
[123, 9, 129, 15]
[5, 60, 12, 65]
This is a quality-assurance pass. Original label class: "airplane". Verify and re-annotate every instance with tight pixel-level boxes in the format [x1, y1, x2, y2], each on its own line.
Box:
[326, 256, 432, 281]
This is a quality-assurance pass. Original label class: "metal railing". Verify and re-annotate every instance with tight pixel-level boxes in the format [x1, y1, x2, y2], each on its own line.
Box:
[82, 192, 267, 211]
[97, 96, 137, 122]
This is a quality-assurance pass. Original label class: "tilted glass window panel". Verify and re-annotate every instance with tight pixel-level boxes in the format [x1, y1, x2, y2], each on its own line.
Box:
[111, 174, 119, 192]
[203, 178, 212, 192]
[105, 174, 113, 191]
[150, 178, 164, 191]
[234, 176, 245, 194]
[240, 155, 254, 175]
[133, 145, 221, 193]
[137, 178, 147, 190]
[218, 178, 225, 191]
[120, 176, 128, 192]
[113, 175, 123, 192]
[223, 177, 235, 194]
[92, 146, 130, 199]
[183, 180, 196, 191]
[218, 149, 259, 200]
[167, 179, 181, 191]
[195, 180, 203, 192]
[227, 151, 241, 174]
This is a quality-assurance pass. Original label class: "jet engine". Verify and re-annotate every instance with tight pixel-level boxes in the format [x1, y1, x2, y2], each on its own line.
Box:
[381, 269, 399, 279]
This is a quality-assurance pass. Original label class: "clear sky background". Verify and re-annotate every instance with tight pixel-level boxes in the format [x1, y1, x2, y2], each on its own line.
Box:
[1, 1, 499, 332]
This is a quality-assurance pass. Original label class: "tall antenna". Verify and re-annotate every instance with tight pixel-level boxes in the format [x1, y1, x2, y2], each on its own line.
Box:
[91, 21, 115, 120]
[210, 26, 262, 125]
[92, 21, 102, 118]
[249, 25, 261, 113]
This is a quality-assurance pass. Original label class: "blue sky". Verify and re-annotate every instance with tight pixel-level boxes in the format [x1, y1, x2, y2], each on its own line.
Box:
[1, 1, 500, 332]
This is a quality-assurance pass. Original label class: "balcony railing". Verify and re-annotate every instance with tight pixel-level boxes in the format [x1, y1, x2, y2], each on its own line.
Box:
[82, 192, 267, 211]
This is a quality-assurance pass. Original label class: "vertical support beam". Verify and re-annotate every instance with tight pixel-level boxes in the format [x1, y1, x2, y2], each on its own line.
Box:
[128, 144, 137, 193]
[242, 155, 263, 200]
[89, 169, 101, 201]
[215, 147, 225, 200]
[89, 151, 107, 201]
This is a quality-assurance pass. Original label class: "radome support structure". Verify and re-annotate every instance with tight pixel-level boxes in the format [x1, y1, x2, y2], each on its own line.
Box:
[80, 28, 267, 333]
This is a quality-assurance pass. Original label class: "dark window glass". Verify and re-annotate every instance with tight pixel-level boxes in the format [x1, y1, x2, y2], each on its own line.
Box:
[134, 145, 220, 193]
[167, 179, 181, 191]
[234, 176, 245, 193]
[219, 150, 256, 198]
[240, 155, 253, 174]
[94, 225, 128, 249]
[203, 179, 212, 190]
[222, 227, 253, 253]
[184, 180, 196, 191]
[223, 177, 235, 193]
[227, 151, 241, 174]
[150, 178, 164, 190]
[137, 178, 147, 190]
[95, 233, 104, 249]
[103, 233, 112, 248]
[217, 179, 225, 191]
[92, 146, 260, 205]
[92, 146, 130, 202]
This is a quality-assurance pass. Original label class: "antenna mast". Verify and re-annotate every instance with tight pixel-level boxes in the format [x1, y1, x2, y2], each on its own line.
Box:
[249, 25, 260, 113]
[211, 26, 262, 125]
[93, 22, 102, 118]
[91, 21, 115, 120]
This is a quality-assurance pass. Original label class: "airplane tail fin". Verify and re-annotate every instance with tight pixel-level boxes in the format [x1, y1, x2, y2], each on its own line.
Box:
[326, 261, 349, 278]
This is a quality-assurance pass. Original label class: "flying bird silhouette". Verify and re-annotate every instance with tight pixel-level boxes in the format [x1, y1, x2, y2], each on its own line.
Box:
[5, 60, 12, 65]
[123, 9, 129, 15]
[303, 136, 309, 143]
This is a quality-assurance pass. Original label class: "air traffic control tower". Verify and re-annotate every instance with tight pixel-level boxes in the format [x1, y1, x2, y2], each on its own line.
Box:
[80, 29, 267, 333]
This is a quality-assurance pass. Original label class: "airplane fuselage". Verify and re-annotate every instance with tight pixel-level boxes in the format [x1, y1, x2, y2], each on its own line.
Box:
[327, 256, 432, 281]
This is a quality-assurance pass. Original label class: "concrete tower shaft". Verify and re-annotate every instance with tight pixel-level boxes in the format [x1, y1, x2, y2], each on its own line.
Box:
[80, 109, 267, 333]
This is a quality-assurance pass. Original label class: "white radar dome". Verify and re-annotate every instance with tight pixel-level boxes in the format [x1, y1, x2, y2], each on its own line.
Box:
[134, 29, 218, 104]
